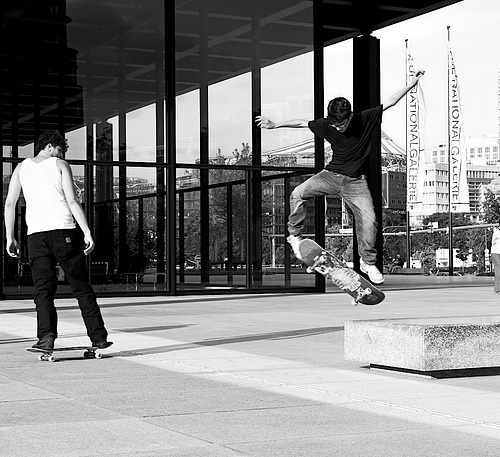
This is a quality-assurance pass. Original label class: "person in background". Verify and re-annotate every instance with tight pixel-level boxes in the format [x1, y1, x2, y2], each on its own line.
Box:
[490, 226, 500, 294]
[389, 253, 405, 274]
[4, 130, 112, 351]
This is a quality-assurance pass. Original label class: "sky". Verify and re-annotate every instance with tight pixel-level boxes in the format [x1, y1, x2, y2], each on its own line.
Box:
[374, 0, 500, 152]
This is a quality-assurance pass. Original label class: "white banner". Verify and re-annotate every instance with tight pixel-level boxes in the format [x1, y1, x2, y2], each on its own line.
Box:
[448, 45, 470, 213]
[405, 48, 425, 212]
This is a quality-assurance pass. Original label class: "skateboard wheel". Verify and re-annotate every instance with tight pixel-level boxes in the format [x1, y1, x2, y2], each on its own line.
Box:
[83, 351, 90, 359]
[95, 352, 103, 359]
[351, 299, 358, 306]
[38, 354, 44, 361]
[306, 267, 313, 273]
[48, 355, 56, 362]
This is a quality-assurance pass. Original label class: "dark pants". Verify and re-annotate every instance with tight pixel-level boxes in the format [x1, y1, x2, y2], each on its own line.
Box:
[27, 229, 108, 343]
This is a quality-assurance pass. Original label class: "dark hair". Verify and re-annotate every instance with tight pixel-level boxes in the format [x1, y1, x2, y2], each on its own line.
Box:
[327, 97, 352, 125]
[35, 130, 69, 155]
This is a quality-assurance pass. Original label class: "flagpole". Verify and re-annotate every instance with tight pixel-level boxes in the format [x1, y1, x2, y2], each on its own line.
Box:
[405, 39, 411, 267]
[447, 25, 454, 276]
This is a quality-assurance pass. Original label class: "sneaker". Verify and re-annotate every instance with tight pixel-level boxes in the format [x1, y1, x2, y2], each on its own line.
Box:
[287, 235, 303, 259]
[360, 260, 384, 284]
[32, 333, 55, 351]
[92, 341, 113, 349]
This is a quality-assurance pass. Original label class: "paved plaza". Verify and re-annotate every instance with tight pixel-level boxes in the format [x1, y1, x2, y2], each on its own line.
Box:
[1, 275, 500, 456]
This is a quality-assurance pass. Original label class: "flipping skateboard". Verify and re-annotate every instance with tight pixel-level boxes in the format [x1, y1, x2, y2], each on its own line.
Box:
[299, 239, 385, 306]
[26, 343, 113, 362]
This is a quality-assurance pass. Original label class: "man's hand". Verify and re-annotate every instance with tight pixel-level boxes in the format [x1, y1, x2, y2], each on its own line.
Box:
[83, 234, 95, 256]
[255, 116, 275, 129]
[383, 70, 426, 111]
[411, 70, 425, 86]
[6, 239, 20, 258]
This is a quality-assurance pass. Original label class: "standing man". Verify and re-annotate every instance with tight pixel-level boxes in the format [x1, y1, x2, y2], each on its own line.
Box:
[256, 71, 424, 284]
[4, 130, 112, 351]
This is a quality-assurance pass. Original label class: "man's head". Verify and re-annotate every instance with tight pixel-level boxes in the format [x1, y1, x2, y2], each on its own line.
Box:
[35, 130, 68, 157]
[327, 97, 353, 132]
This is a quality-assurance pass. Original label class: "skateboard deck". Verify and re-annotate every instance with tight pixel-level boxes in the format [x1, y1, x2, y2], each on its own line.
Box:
[299, 239, 385, 305]
[26, 343, 113, 362]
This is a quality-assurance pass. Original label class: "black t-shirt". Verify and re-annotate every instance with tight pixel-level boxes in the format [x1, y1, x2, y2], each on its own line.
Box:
[308, 105, 383, 177]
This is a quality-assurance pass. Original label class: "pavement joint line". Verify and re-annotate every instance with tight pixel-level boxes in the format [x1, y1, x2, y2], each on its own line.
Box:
[3, 317, 500, 434]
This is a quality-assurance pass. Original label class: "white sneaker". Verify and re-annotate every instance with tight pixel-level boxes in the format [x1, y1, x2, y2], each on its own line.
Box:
[287, 235, 303, 259]
[360, 259, 384, 284]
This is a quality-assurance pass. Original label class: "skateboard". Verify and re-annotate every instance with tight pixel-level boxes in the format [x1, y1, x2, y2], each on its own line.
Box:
[26, 343, 113, 362]
[298, 239, 385, 306]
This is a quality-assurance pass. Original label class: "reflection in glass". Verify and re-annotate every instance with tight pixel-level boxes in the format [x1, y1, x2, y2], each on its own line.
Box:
[65, 128, 86, 160]
[1, 0, 325, 296]
[176, 91, 200, 164]
[209, 72, 252, 166]
[126, 105, 158, 163]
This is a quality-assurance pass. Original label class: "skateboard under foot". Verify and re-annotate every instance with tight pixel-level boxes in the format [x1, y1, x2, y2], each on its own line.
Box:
[26, 343, 113, 362]
[299, 239, 385, 306]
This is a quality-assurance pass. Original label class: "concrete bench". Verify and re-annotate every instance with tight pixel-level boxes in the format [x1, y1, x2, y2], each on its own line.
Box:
[344, 318, 500, 373]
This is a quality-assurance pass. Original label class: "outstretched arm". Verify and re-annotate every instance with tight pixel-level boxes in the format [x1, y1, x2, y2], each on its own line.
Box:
[383, 70, 425, 111]
[255, 116, 309, 129]
[58, 159, 95, 255]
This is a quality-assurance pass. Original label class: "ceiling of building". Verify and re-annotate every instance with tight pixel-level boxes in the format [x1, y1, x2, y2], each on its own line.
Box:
[1, 0, 462, 146]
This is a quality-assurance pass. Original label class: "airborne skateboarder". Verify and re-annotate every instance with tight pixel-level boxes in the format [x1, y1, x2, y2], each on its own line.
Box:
[257, 70, 425, 285]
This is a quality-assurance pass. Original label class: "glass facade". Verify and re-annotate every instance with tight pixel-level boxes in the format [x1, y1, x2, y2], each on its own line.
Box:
[1, 0, 322, 297]
[174, 0, 319, 292]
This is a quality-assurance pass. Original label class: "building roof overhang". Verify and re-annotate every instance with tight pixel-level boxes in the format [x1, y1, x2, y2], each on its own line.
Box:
[1, 0, 463, 145]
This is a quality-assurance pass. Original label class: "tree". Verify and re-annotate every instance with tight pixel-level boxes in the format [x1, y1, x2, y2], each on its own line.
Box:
[382, 209, 407, 263]
[482, 189, 500, 224]
[410, 212, 484, 272]
[183, 207, 201, 260]
[325, 224, 353, 262]
[182, 143, 278, 267]
[420, 213, 471, 251]
[412, 245, 435, 273]
[382, 209, 406, 229]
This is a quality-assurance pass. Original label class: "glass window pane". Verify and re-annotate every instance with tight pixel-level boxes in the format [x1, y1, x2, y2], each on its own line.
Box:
[260, 0, 314, 167]
[65, 128, 86, 160]
[126, 105, 158, 163]
[176, 91, 200, 164]
[176, 166, 249, 291]
[209, 74, 252, 165]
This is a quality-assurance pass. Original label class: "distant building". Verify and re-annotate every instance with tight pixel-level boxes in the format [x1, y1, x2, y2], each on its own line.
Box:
[408, 160, 500, 225]
[465, 135, 500, 165]
[382, 170, 406, 211]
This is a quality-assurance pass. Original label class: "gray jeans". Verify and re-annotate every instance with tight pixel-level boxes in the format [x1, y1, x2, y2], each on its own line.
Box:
[491, 253, 500, 293]
[288, 170, 378, 264]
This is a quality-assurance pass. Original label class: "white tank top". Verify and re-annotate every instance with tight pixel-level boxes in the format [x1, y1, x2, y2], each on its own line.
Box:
[19, 157, 76, 235]
[492, 227, 500, 255]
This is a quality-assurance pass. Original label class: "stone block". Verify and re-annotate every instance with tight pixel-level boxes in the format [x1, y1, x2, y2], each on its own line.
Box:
[344, 319, 500, 372]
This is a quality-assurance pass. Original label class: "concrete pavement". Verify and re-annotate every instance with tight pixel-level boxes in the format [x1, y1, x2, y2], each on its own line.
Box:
[1, 276, 500, 456]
